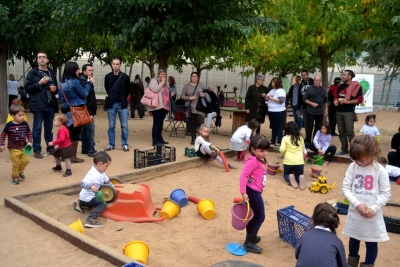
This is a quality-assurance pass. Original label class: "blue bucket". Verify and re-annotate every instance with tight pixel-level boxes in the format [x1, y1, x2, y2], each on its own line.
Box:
[170, 188, 188, 207]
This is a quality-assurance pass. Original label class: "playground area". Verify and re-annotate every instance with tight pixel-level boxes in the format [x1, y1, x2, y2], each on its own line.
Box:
[1, 109, 400, 266]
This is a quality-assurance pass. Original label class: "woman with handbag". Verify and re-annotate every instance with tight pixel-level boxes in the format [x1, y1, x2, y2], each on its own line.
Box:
[181, 72, 207, 145]
[58, 62, 94, 163]
[146, 68, 172, 146]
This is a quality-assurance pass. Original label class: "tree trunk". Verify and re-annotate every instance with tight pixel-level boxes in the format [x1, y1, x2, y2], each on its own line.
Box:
[318, 47, 330, 89]
[0, 45, 8, 123]
[385, 76, 395, 107]
[253, 66, 261, 84]
[329, 66, 334, 85]
[381, 76, 388, 104]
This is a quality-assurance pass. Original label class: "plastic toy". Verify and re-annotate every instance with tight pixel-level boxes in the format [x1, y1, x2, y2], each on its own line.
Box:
[309, 175, 336, 194]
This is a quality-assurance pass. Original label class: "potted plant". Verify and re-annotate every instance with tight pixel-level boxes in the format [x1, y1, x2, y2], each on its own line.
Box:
[216, 85, 221, 92]
[233, 86, 238, 92]
[237, 96, 244, 110]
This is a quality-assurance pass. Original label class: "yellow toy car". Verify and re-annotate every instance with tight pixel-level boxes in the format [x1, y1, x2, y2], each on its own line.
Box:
[309, 176, 336, 194]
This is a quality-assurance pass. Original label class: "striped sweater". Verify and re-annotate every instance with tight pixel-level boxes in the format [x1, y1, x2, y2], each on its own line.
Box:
[0, 121, 33, 149]
[313, 130, 332, 153]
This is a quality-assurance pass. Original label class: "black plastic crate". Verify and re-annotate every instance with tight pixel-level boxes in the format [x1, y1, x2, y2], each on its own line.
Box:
[156, 146, 176, 162]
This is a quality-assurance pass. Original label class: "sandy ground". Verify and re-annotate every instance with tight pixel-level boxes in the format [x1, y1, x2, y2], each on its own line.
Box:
[1, 109, 400, 267]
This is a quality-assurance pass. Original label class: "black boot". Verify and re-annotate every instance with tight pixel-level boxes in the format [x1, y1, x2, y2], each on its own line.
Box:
[63, 169, 72, 177]
[243, 236, 262, 253]
[52, 165, 62, 171]
[191, 133, 196, 145]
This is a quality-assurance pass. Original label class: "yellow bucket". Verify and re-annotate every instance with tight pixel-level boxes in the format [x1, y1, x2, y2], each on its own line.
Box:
[123, 240, 150, 264]
[68, 219, 84, 234]
[197, 198, 216, 220]
[159, 199, 181, 220]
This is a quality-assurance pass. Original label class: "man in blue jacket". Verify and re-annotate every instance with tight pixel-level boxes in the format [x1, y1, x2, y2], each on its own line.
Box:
[25, 51, 58, 159]
[103, 58, 130, 152]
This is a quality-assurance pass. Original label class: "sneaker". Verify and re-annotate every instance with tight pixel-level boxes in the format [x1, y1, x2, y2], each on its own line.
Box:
[254, 236, 261, 244]
[12, 178, 19, 185]
[140, 118, 144, 120]
[160, 140, 169, 145]
[298, 175, 306, 190]
[336, 151, 347, 155]
[228, 164, 237, 169]
[43, 152, 49, 157]
[122, 145, 130, 152]
[288, 174, 298, 189]
[323, 161, 330, 166]
[128, 117, 134, 120]
[85, 219, 103, 228]
[104, 145, 114, 151]
[243, 241, 262, 253]
[34, 152, 43, 159]
[19, 173, 25, 180]
[81, 150, 88, 154]
[152, 143, 165, 147]
[73, 200, 83, 214]
[87, 153, 96, 157]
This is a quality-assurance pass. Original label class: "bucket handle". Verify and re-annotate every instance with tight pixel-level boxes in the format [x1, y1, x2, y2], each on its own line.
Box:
[266, 166, 278, 172]
[314, 156, 323, 161]
[243, 200, 250, 223]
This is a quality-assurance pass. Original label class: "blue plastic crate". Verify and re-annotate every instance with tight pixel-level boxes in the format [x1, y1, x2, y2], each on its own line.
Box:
[122, 262, 147, 267]
[277, 205, 311, 248]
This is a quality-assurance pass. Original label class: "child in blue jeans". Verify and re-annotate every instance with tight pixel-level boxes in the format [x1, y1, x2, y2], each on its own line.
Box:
[73, 151, 114, 228]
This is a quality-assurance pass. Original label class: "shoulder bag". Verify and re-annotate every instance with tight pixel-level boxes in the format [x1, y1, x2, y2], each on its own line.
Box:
[141, 79, 159, 108]
[59, 83, 93, 127]
[181, 83, 199, 119]
[104, 74, 123, 111]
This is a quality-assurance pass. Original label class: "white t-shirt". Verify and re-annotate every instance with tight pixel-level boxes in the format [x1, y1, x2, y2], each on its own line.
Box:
[194, 136, 211, 152]
[79, 165, 112, 202]
[267, 88, 286, 112]
[7, 80, 19, 96]
[360, 125, 380, 137]
[231, 125, 252, 143]
[384, 164, 400, 177]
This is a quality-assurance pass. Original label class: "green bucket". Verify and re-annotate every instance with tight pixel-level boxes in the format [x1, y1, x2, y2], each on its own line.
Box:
[313, 155, 324, 166]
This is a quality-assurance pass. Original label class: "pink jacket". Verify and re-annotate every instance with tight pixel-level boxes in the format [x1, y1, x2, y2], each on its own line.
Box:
[240, 154, 266, 193]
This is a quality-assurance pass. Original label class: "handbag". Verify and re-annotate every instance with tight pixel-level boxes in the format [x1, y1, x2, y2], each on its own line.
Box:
[104, 74, 123, 111]
[353, 111, 358, 122]
[183, 83, 199, 118]
[141, 79, 160, 108]
[141, 86, 159, 108]
[59, 83, 93, 127]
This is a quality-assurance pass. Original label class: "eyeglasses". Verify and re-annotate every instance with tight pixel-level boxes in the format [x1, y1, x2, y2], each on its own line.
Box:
[314, 80, 322, 82]
[351, 157, 369, 165]
[37, 56, 47, 59]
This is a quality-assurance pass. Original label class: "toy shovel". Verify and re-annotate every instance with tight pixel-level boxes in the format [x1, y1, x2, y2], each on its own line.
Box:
[95, 189, 105, 203]
[24, 144, 32, 156]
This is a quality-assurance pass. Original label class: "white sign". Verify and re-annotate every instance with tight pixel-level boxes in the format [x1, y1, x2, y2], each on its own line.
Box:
[354, 74, 374, 113]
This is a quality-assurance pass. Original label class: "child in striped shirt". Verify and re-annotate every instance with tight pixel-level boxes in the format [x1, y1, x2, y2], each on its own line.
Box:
[0, 104, 32, 185]
[305, 122, 337, 166]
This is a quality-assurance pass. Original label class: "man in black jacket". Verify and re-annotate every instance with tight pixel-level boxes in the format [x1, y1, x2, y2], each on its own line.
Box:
[299, 70, 314, 129]
[25, 51, 58, 159]
[103, 58, 130, 152]
[78, 64, 97, 157]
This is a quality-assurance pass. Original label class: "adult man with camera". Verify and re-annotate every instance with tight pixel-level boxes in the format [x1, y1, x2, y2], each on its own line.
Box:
[25, 51, 58, 159]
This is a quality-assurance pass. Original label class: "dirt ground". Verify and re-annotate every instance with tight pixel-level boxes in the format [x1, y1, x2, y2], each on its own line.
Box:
[1, 109, 399, 267]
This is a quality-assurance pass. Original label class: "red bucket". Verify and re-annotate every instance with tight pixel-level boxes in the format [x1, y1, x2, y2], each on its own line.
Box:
[231, 200, 254, 230]
[311, 165, 323, 178]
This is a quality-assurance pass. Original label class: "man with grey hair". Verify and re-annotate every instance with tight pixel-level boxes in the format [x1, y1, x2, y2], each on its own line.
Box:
[245, 74, 267, 134]
[302, 74, 328, 143]
[103, 58, 131, 152]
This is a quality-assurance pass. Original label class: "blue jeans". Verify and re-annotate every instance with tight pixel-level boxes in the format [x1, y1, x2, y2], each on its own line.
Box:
[245, 186, 265, 239]
[152, 109, 167, 144]
[283, 164, 304, 183]
[32, 109, 55, 153]
[107, 103, 129, 147]
[269, 111, 285, 144]
[81, 121, 96, 153]
[80, 197, 107, 221]
[292, 106, 302, 130]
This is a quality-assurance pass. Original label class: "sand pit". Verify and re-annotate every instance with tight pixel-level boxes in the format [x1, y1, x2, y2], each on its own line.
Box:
[25, 151, 400, 267]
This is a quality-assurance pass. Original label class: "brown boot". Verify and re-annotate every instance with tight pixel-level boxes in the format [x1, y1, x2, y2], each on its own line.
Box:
[360, 263, 374, 267]
[347, 256, 360, 267]
[71, 141, 84, 163]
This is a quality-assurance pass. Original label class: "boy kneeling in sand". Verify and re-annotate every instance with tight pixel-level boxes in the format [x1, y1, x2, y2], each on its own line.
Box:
[73, 151, 114, 228]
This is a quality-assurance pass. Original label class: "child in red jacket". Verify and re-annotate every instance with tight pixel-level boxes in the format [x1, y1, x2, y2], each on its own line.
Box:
[48, 114, 74, 177]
